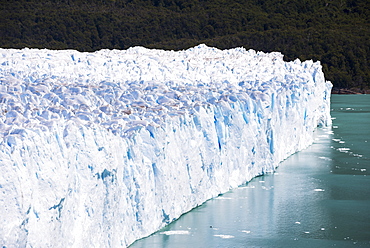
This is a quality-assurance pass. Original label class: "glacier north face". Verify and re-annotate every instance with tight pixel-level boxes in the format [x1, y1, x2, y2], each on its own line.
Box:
[0, 45, 332, 247]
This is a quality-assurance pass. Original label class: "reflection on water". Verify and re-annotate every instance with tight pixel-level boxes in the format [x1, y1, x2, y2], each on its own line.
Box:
[130, 95, 370, 248]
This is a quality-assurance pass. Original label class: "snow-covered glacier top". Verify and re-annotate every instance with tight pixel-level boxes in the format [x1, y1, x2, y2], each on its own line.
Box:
[0, 45, 332, 247]
[0, 44, 329, 138]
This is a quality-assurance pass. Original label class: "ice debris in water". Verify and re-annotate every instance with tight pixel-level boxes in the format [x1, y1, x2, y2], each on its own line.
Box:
[314, 189, 325, 192]
[0, 44, 332, 247]
[214, 234, 235, 239]
[159, 230, 190, 235]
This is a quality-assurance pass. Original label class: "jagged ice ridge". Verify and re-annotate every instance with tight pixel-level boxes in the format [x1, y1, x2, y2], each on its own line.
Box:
[0, 45, 332, 247]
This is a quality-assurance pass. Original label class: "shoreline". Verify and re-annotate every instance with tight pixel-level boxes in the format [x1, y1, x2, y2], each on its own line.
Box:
[331, 88, 370, 94]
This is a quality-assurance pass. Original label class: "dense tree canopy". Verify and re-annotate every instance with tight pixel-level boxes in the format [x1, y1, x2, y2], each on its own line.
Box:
[1, 0, 369, 91]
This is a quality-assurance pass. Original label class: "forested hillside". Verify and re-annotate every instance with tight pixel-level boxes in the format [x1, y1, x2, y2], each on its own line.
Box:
[1, 0, 369, 91]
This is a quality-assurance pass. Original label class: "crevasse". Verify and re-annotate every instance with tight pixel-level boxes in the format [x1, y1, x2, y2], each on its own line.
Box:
[0, 45, 332, 247]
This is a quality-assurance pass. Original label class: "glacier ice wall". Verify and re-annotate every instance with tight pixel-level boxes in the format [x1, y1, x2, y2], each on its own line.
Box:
[0, 45, 332, 247]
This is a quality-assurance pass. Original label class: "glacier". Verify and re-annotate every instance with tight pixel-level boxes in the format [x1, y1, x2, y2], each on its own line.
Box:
[0, 44, 332, 247]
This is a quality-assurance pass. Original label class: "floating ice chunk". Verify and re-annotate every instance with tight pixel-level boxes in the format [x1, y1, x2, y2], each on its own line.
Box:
[214, 235, 235, 239]
[261, 186, 274, 190]
[159, 230, 190, 235]
[318, 157, 332, 161]
[337, 148, 350, 152]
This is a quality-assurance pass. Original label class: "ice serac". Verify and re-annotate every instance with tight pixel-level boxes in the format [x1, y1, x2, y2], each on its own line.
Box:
[0, 45, 332, 247]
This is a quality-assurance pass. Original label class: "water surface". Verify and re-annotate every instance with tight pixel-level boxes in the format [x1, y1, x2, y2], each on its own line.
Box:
[130, 95, 370, 248]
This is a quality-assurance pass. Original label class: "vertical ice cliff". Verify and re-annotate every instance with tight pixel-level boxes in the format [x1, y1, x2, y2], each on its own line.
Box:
[0, 45, 332, 247]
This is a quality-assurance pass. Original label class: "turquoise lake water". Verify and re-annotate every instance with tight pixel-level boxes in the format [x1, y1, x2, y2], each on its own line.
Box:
[130, 95, 370, 248]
